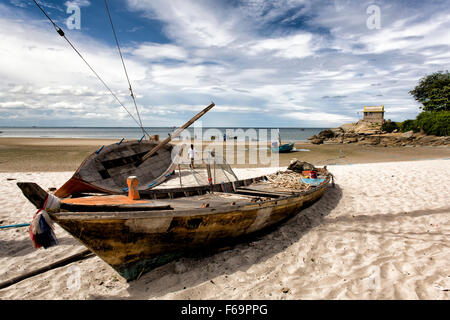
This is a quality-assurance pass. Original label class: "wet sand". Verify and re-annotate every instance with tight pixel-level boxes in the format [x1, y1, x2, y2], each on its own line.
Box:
[1, 137, 449, 172]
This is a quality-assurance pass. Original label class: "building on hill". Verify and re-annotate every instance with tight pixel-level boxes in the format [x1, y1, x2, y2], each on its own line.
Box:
[363, 105, 384, 123]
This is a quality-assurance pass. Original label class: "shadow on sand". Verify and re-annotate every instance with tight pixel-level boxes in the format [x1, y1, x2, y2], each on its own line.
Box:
[0, 236, 78, 258]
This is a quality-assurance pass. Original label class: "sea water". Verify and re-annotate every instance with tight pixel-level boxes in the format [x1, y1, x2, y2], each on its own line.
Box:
[0, 127, 328, 142]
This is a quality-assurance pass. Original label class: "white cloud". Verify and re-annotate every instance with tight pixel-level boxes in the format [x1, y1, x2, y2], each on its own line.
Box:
[0, 5, 151, 126]
[248, 33, 314, 59]
[0, 16, 144, 88]
[126, 0, 239, 47]
[284, 111, 358, 127]
[9, 0, 26, 8]
[358, 13, 450, 54]
[64, 0, 91, 8]
[0, 101, 28, 109]
[149, 65, 208, 87]
[131, 43, 187, 61]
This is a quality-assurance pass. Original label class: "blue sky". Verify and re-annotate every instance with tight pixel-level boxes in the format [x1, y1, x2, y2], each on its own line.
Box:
[0, 0, 449, 127]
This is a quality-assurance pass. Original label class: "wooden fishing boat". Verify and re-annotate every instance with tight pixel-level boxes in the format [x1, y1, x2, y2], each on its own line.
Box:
[54, 140, 183, 198]
[17, 168, 331, 281]
[271, 142, 295, 153]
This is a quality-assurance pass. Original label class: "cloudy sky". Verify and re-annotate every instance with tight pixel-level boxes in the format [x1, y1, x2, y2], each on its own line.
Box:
[0, 0, 449, 127]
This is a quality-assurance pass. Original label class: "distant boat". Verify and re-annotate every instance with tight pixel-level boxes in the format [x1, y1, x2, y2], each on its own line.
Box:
[271, 142, 294, 153]
[271, 129, 294, 153]
[272, 142, 294, 153]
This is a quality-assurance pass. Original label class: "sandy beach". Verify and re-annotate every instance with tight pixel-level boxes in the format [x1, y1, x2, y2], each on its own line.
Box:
[0, 159, 449, 300]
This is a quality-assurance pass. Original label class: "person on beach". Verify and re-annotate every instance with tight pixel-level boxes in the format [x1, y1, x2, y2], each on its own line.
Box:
[188, 144, 196, 169]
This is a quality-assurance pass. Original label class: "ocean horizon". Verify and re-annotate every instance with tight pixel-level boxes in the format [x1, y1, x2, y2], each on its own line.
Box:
[0, 126, 328, 142]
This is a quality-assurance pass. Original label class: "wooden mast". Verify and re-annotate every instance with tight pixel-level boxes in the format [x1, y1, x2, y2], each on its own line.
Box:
[136, 102, 215, 166]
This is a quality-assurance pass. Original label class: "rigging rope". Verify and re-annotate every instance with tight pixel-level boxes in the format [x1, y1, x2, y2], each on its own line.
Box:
[104, 0, 146, 138]
[31, 0, 149, 136]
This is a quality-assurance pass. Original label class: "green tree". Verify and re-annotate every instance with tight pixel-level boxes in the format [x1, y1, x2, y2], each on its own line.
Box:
[415, 111, 449, 136]
[400, 119, 419, 132]
[409, 71, 450, 111]
[381, 120, 400, 133]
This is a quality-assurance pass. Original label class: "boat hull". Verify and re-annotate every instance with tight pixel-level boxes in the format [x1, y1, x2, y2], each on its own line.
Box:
[50, 179, 329, 280]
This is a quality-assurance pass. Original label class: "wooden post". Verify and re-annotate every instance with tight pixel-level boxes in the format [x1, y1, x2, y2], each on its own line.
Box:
[206, 163, 212, 185]
[0, 249, 93, 290]
[137, 102, 215, 166]
[213, 159, 216, 185]
[127, 176, 140, 200]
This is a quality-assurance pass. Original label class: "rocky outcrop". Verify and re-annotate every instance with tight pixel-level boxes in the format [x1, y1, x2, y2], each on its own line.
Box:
[317, 129, 335, 139]
[344, 137, 358, 144]
[415, 135, 450, 146]
[309, 137, 325, 145]
[309, 120, 450, 147]
[338, 121, 383, 135]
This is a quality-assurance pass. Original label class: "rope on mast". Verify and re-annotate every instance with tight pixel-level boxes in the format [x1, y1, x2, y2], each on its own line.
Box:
[31, 0, 149, 136]
[104, 0, 147, 138]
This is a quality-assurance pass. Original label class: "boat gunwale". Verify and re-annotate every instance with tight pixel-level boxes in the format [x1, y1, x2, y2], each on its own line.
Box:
[50, 174, 331, 221]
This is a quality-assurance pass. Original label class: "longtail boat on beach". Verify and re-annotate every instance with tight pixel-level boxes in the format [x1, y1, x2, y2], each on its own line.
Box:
[17, 166, 331, 281]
